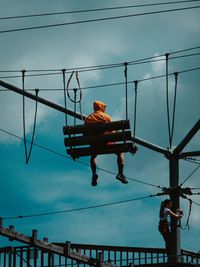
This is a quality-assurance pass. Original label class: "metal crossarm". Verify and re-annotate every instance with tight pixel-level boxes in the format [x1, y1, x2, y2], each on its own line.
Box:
[174, 119, 200, 155]
[0, 79, 86, 121]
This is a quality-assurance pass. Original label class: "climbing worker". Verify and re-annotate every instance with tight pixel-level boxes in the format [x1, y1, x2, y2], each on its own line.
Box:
[158, 199, 183, 259]
[85, 100, 128, 186]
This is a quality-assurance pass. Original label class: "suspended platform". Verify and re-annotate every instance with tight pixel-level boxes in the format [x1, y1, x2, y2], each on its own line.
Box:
[63, 120, 137, 159]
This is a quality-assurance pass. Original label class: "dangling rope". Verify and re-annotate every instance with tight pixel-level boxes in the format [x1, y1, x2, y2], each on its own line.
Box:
[22, 70, 28, 159]
[124, 62, 128, 120]
[62, 69, 68, 126]
[133, 80, 138, 139]
[64, 71, 84, 161]
[66, 71, 82, 104]
[165, 53, 171, 148]
[26, 89, 39, 164]
[169, 72, 179, 148]
[181, 198, 192, 231]
[73, 88, 78, 126]
[66, 71, 83, 126]
[75, 71, 84, 123]
[22, 69, 39, 164]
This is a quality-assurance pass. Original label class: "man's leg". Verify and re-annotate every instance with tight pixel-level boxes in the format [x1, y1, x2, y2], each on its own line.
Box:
[117, 152, 124, 175]
[90, 155, 98, 186]
[116, 153, 128, 184]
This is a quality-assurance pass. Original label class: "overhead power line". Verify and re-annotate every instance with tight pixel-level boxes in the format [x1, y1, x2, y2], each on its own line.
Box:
[0, 128, 162, 189]
[0, 0, 199, 20]
[183, 158, 200, 165]
[191, 188, 200, 190]
[180, 164, 200, 186]
[0, 45, 199, 74]
[1, 66, 199, 92]
[0, 55, 199, 81]
[169, 46, 200, 55]
[191, 199, 200, 207]
[3, 193, 160, 220]
[0, 5, 200, 34]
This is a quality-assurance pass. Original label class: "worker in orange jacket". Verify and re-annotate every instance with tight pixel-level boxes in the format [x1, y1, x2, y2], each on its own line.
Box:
[85, 100, 128, 186]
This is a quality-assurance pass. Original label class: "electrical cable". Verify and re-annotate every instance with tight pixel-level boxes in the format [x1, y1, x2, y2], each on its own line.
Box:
[0, 53, 164, 73]
[185, 200, 192, 230]
[165, 53, 171, 148]
[124, 62, 128, 120]
[190, 188, 200, 190]
[180, 164, 200, 187]
[192, 200, 200, 207]
[170, 52, 200, 59]
[0, 71, 61, 80]
[169, 45, 200, 55]
[0, 128, 162, 189]
[22, 70, 28, 161]
[169, 72, 179, 148]
[1, 66, 200, 93]
[25, 89, 39, 164]
[21, 70, 39, 164]
[0, 57, 164, 77]
[180, 196, 192, 231]
[1, 0, 199, 20]
[73, 89, 77, 126]
[0, 51, 199, 77]
[0, 49, 200, 74]
[0, 66, 200, 91]
[183, 158, 200, 164]
[2, 193, 160, 220]
[0, 5, 200, 34]
[62, 69, 68, 126]
[133, 81, 138, 139]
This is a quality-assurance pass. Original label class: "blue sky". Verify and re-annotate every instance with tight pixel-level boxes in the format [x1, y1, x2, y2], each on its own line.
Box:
[0, 0, 200, 254]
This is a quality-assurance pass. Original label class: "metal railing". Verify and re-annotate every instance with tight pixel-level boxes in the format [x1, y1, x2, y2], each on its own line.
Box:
[0, 244, 200, 267]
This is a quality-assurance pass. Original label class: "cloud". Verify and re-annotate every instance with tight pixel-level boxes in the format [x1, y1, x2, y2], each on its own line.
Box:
[0, 9, 130, 143]
[190, 204, 200, 230]
[1, 0, 200, 253]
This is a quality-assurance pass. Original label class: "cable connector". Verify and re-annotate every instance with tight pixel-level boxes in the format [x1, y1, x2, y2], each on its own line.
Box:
[124, 62, 128, 77]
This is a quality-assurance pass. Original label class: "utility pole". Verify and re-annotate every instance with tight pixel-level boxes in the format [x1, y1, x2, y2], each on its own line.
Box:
[167, 119, 200, 262]
[169, 153, 180, 262]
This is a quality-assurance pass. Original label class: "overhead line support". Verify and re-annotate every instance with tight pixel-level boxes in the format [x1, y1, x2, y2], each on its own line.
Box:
[0, 79, 86, 121]
[131, 136, 169, 155]
[180, 150, 200, 158]
[173, 119, 200, 155]
[132, 119, 200, 263]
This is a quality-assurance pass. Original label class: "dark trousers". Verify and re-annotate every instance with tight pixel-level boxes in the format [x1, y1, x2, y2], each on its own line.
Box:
[159, 221, 171, 257]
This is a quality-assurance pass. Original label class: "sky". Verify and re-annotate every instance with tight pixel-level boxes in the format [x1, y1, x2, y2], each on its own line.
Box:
[0, 0, 200, 257]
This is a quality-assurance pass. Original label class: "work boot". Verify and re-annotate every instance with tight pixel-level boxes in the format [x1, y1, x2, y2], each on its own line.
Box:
[91, 174, 98, 186]
[116, 174, 128, 184]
